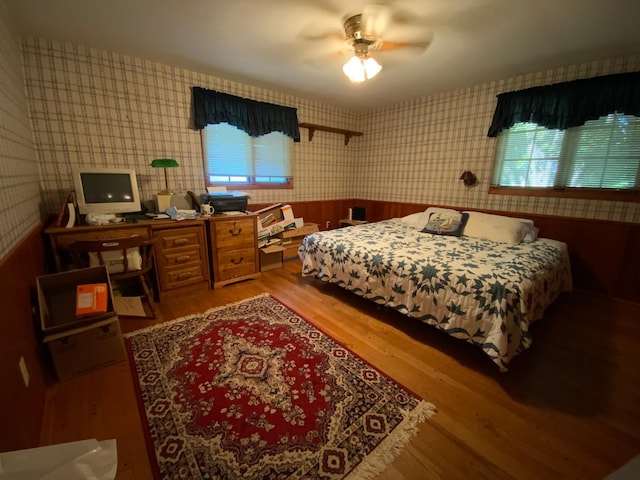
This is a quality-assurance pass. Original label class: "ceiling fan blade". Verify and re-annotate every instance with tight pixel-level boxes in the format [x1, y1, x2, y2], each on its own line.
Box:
[298, 30, 344, 42]
[278, 0, 343, 16]
[361, 4, 393, 37]
[389, 0, 507, 34]
[378, 38, 432, 52]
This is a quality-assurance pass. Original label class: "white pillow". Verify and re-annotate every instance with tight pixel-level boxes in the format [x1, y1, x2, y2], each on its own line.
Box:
[462, 212, 529, 244]
[401, 207, 461, 229]
[424, 207, 460, 218]
[89, 248, 142, 273]
[516, 218, 539, 243]
[400, 211, 430, 229]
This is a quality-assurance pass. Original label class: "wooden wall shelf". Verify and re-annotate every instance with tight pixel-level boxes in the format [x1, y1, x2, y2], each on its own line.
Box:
[299, 123, 363, 145]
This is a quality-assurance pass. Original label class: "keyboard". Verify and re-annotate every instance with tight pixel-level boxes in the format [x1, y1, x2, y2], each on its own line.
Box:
[123, 214, 150, 223]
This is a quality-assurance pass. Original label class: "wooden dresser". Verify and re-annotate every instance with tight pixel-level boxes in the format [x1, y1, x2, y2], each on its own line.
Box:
[208, 214, 261, 288]
[153, 223, 210, 294]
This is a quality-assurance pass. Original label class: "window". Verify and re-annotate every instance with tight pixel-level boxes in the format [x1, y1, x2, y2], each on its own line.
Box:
[201, 123, 293, 188]
[491, 113, 640, 200]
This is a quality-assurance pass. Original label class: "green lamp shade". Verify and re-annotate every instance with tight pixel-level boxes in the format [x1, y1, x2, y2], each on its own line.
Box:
[151, 158, 179, 168]
[151, 158, 179, 194]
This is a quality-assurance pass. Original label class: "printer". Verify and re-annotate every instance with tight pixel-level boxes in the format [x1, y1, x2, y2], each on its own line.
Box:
[200, 193, 249, 213]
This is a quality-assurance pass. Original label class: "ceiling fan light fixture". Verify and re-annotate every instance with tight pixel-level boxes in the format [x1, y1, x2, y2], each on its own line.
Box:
[363, 56, 382, 78]
[342, 55, 382, 83]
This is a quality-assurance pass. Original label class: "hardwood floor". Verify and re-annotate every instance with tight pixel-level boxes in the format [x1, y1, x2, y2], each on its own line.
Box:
[39, 259, 640, 479]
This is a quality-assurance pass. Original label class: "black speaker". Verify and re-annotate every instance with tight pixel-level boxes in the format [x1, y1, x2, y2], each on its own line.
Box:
[352, 207, 366, 221]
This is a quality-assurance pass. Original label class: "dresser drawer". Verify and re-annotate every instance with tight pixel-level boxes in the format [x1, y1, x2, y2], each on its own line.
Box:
[159, 248, 203, 267]
[217, 247, 257, 281]
[209, 215, 260, 288]
[213, 218, 255, 249]
[152, 223, 210, 292]
[155, 227, 201, 251]
[161, 264, 207, 290]
[54, 227, 150, 249]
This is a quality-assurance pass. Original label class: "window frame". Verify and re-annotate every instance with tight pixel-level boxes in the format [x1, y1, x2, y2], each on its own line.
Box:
[200, 124, 294, 190]
[490, 114, 640, 203]
[488, 185, 640, 202]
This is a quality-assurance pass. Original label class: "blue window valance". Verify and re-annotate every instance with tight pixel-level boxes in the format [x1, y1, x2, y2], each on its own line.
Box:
[192, 86, 301, 142]
[487, 72, 640, 137]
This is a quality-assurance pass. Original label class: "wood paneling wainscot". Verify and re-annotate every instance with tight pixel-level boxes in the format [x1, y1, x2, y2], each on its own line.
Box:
[248, 199, 640, 303]
[0, 224, 50, 452]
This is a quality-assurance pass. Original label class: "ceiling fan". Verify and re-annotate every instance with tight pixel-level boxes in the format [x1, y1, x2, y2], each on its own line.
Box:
[303, 4, 433, 83]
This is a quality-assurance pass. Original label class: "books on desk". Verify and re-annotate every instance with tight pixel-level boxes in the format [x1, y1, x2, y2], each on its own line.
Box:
[76, 283, 108, 317]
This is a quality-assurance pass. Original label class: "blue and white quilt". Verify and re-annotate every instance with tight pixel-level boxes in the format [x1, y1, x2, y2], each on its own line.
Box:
[298, 220, 572, 371]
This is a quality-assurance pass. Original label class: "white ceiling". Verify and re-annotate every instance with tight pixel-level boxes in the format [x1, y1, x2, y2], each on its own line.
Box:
[6, 0, 640, 109]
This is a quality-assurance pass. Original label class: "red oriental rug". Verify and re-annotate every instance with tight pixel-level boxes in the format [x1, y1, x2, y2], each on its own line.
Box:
[125, 294, 436, 480]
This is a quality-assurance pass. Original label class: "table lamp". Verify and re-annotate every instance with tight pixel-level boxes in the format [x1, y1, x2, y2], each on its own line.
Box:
[151, 158, 179, 193]
[151, 158, 179, 212]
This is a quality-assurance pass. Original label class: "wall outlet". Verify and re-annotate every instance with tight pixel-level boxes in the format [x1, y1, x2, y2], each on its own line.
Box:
[325, 221, 331, 229]
[19, 356, 30, 388]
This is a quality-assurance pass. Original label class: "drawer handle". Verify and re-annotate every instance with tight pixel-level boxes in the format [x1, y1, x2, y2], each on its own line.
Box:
[176, 255, 191, 263]
[173, 239, 189, 246]
[177, 272, 192, 280]
[230, 256, 244, 265]
[229, 224, 243, 236]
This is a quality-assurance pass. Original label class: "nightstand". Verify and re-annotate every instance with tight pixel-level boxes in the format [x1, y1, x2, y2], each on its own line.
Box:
[338, 219, 367, 228]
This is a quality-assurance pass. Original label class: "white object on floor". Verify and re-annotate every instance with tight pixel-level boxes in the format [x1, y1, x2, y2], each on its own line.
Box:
[114, 296, 147, 317]
[604, 454, 640, 479]
[0, 438, 117, 479]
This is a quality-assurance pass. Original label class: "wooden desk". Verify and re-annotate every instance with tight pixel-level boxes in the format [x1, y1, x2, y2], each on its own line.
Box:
[45, 218, 211, 299]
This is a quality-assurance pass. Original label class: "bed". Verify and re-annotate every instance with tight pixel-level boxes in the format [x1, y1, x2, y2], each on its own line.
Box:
[297, 211, 572, 371]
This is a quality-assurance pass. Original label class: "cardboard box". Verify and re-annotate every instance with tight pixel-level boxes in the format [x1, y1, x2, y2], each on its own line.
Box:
[259, 244, 286, 271]
[277, 223, 320, 260]
[252, 203, 298, 246]
[257, 219, 297, 246]
[43, 317, 125, 381]
[279, 222, 320, 239]
[37, 266, 125, 381]
[38, 266, 117, 334]
[253, 203, 286, 225]
[280, 204, 295, 222]
[283, 243, 302, 261]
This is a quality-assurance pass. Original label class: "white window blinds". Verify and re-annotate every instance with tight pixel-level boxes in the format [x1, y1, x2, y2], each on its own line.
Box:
[560, 114, 640, 189]
[202, 123, 292, 184]
[492, 113, 640, 190]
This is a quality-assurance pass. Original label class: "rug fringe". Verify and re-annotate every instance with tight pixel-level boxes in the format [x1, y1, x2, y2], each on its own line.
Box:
[346, 400, 437, 480]
[123, 293, 272, 338]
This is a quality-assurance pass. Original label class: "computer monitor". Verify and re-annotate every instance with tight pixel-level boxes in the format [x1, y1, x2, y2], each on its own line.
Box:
[72, 166, 142, 215]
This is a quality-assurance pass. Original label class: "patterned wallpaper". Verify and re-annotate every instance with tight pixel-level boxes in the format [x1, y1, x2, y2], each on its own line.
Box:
[20, 37, 360, 215]
[2, 27, 638, 266]
[0, 3, 41, 261]
[357, 55, 640, 222]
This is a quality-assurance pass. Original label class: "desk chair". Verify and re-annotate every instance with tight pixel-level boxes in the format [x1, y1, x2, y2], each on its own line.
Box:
[66, 235, 156, 318]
